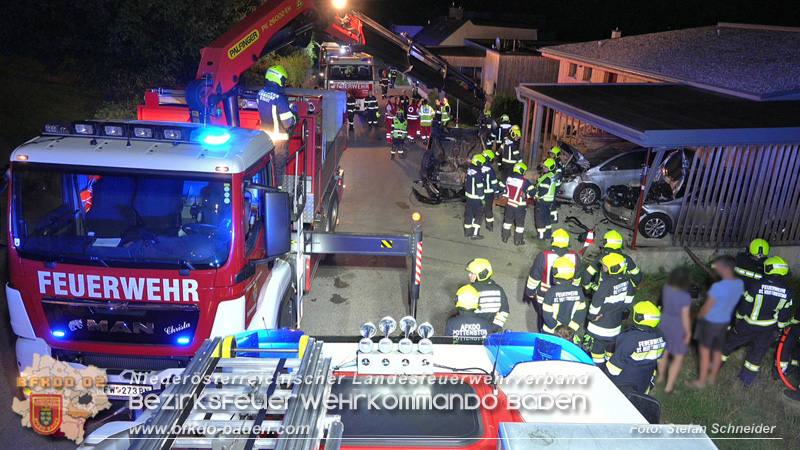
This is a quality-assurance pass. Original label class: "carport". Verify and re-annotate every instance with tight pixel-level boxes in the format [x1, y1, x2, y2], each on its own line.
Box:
[515, 83, 800, 248]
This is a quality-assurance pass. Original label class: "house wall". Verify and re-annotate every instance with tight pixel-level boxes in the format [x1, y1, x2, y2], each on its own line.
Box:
[481, 51, 559, 97]
[547, 56, 665, 84]
[439, 22, 538, 46]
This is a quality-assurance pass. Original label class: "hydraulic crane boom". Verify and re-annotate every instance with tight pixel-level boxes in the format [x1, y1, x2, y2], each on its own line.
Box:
[186, 0, 485, 126]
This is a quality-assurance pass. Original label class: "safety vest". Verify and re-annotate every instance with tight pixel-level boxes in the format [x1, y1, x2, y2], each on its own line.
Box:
[536, 173, 556, 203]
[503, 175, 532, 207]
[392, 118, 407, 139]
[406, 105, 419, 121]
[441, 104, 451, 122]
[540, 250, 579, 294]
[419, 106, 433, 126]
[385, 104, 396, 120]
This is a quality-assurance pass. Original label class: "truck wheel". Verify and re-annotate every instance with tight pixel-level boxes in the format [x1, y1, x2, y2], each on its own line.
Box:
[639, 213, 671, 239]
[325, 195, 339, 233]
[277, 289, 297, 329]
[574, 183, 601, 206]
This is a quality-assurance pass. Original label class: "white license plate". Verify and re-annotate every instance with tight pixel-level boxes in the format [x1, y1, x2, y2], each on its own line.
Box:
[103, 383, 153, 400]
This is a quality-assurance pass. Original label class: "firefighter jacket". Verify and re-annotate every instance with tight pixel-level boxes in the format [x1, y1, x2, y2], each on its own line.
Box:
[552, 159, 565, 187]
[525, 248, 583, 299]
[380, 72, 389, 86]
[257, 83, 296, 141]
[399, 95, 410, 111]
[480, 117, 499, 144]
[472, 279, 510, 330]
[481, 164, 498, 194]
[542, 279, 587, 334]
[498, 122, 513, 142]
[587, 273, 635, 338]
[441, 104, 451, 123]
[535, 172, 556, 204]
[501, 173, 533, 207]
[736, 275, 794, 328]
[607, 326, 666, 393]
[391, 118, 407, 139]
[500, 138, 521, 164]
[385, 103, 396, 121]
[582, 249, 642, 290]
[464, 167, 485, 200]
[406, 104, 419, 122]
[365, 95, 378, 111]
[445, 312, 493, 344]
[735, 252, 766, 290]
[346, 97, 357, 113]
[419, 105, 433, 126]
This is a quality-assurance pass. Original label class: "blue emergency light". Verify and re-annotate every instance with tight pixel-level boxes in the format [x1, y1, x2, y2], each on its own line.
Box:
[176, 336, 192, 345]
[197, 129, 232, 145]
[52, 330, 66, 338]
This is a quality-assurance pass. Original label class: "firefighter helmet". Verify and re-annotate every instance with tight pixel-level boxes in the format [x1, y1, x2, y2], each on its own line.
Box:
[603, 230, 624, 250]
[482, 149, 496, 161]
[633, 301, 661, 328]
[510, 125, 521, 139]
[550, 146, 562, 156]
[552, 228, 570, 248]
[513, 162, 527, 175]
[602, 252, 627, 274]
[466, 258, 493, 281]
[455, 285, 480, 310]
[749, 238, 770, 258]
[484, 109, 492, 117]
[471, 154, 486, 166]
[552, 257, 576, 280]
[764, 256, 789, 276]
[500, 114, 510, 123]
[542, 158, 556, 171]
[265, 65, 289, 87]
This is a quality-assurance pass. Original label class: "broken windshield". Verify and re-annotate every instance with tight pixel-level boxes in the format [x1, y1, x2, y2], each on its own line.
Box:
[12, 164, 233, 269]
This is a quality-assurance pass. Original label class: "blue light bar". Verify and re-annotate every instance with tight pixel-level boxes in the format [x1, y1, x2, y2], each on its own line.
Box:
[52, 330, 66, 338]
[176, 336, 191, 345]
[197, 129, 231, 146]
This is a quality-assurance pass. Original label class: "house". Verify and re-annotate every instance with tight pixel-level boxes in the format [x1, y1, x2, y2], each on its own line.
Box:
[411, 7, 540, 47]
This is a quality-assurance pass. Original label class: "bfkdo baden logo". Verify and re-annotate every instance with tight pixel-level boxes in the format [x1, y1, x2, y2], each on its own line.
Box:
[13, 355, 112, 443]
[30, 394, 63, 434]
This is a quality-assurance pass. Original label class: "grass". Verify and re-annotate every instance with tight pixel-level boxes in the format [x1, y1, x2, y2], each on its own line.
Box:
[636, 263, 800, 449]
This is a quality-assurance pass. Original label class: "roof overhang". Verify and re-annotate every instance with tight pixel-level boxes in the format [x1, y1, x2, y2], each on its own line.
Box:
[516, 83, 800, 148]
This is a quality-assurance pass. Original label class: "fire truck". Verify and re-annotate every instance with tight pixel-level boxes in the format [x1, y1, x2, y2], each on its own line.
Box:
[320, 42, 376, 111]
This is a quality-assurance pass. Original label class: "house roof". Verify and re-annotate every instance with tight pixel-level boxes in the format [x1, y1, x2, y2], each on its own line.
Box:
[430, 45, 487, 58]
[467, 39, 564, 55]
[540, 24, 800, 100]
[516, 83, 800, 147]
[413, 17, 469, 46]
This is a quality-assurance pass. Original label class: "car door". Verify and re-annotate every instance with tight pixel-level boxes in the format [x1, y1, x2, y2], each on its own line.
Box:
[597, 149, 648, 192]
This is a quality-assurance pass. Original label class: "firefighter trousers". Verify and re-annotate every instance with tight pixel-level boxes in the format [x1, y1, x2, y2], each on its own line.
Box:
[483, 193, 495, 229]
[391, 137, 405, 155]
[588, 334, 617, 365]
[534, 203, 553, 239]
[722, 321, 779, 383]
[464, 199, 484, 236]
[347, 112, 355, 129]
[367, 109, 378, 125]
[274, 140, 290, 189]
[381, 85, 388, 98]
[779, 325, 800, 372]
[502, 205, 526, 244]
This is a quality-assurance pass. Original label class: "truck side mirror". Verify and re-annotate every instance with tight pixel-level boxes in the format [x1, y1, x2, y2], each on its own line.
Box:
[263, 191, 291, 258]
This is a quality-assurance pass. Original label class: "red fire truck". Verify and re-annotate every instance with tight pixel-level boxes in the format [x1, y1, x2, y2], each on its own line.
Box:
[320, 42, 376, 110]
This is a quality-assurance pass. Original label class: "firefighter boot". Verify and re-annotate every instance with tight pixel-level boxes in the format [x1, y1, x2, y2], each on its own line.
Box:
[501, 226, 511, 243]
[514, 230, 525, 246]
[391, 152, 395, 160]
[486, 221, 493, 232]
[465, 226, 472, 238]
[738, 368, 758, 387]
[471, 229, 484, 240]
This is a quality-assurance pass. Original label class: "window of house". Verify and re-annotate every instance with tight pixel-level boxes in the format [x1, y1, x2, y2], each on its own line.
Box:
[582, 67, 593, 82]
[567, 63, 577, 78]
[605, 72, 619, 83]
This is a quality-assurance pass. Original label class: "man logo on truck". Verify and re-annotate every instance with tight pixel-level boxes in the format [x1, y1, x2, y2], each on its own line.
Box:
[37, 271, 199, 302]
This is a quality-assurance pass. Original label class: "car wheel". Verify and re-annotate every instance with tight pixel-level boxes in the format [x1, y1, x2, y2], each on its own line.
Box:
[639, 213, 671, 239]
[325, 195, 339, 233]
[574, 184, 601, 206]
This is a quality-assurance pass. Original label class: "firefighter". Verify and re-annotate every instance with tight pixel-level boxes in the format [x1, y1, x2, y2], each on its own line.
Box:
[398, 90, 410, 112]
[379, 70, 390, 99]
[541, 257, 587, 336]
[497, 115, 513, 145]
[481, 150, 498, 232]
[534, 159, 557, 240]
[346, 92, 357, 131]
[464, 154, 486, 240]
[607, 301, 666, 394]
[364, 90, 379, 126]
[735, 238, 769, 290]
[524, 229, 583, 331]
[586, 253, 636, 366]
[465, 258, 510, 331]
[389, 69, 397, 88]
[406, 99, 420, 143]
[441, 98, 452, 127]
[500, 162, 533, 245]
[257, 65, 297, 188]
[384, 96, 396, 143]
[411, 80, 422, 101]
[499, 125, 522, 182]
[446, 285, 493, 343]
[779, 307, 800, 377]
[722, 256, 794, 386]
[479, 110, 498, 149]
[581, 230, 643, 291]
[391, 110, 408, 160]
[419, 99, 433, 143]
[548, 146, 565, 223]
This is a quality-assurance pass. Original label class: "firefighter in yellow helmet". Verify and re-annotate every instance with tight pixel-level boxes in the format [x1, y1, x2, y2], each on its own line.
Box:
[722, 256, 794, 386]
[548, 146, 565, 223]
[498, 124, 521, 183]
[480, 150, 499, 232]
[464, 154, 486, 239]
[445, 285, 493, 343]
[465, 258, 509, 331]
[606, 301, 666, 394]
[541, 257, 587, 336]
[734, 238, 770, 291]
[500, 162, 534, 245]
[581, 230, 642, 291]
[524, 229, 583, 331]
[258, 65, 297, 188]
[534, 158, 557, 240]
[585, 253, 635, 366]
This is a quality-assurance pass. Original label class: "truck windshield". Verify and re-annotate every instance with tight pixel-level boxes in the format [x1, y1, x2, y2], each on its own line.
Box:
[329, 65, 373, 81]
[12, 164, 233, 270]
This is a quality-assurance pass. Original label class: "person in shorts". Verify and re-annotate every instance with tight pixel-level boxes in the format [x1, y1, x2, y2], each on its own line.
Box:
[687, 255, 744, 389]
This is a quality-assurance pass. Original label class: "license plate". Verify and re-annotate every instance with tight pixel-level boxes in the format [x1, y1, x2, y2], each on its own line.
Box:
[103, 383, 153, 400]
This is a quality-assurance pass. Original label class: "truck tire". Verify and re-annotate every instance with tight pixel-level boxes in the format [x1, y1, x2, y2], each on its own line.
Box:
[325, 195, 339, 233]
[277, 289, 297, 329]
[639, 213, 672, 239]
[574, 183, 601, 206]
